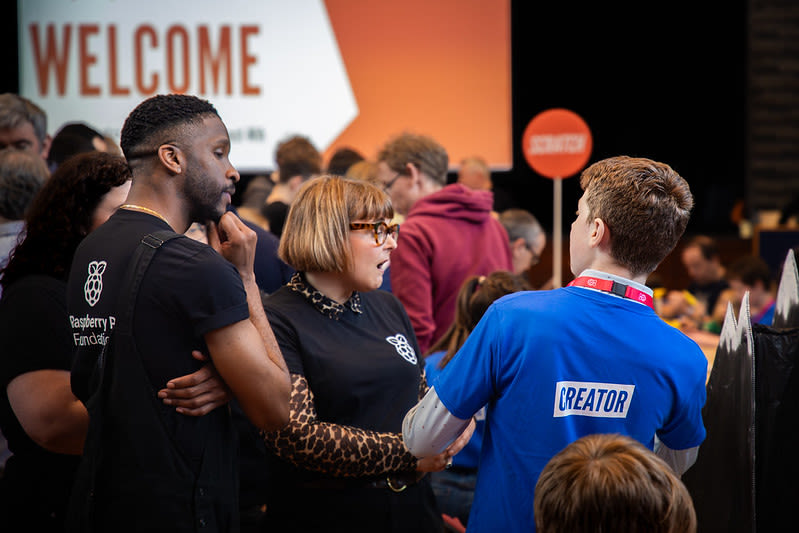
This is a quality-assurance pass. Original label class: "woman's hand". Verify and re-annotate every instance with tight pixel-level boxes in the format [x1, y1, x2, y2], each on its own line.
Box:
[416, 451, 452, 472]
[415, 418, 476, 472]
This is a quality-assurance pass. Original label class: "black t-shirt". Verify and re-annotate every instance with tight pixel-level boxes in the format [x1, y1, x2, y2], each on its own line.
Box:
[0, 275, 80, 526]
[67, 209, 249, 465]
[263, 279, 423, 433]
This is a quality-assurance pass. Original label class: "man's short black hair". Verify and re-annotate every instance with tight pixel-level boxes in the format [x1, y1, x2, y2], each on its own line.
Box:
[120, 94, 219, 161]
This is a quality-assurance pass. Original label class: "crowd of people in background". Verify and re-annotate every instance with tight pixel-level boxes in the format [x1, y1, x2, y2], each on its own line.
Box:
[0, 90, 793, 532]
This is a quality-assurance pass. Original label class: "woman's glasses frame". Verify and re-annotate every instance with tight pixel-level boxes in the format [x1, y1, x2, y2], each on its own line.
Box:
[349, 221, 400, 246]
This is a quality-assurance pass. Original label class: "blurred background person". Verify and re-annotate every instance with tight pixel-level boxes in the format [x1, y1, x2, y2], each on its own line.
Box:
[680, 235, 729, 322]
[262, 134, 322, 238]
[236, 175, 273, 231]
[0, 149, 48, 291]
[0, 93, 51, 160]
[345, 159, 377, 183]
[376, 132, 512, 353]
[261, 175, 469, 532]
[326, 146, 365, 177]
[456, 156, 492, 192]
[499, 208, 548, 287]
[424, 270, 530, 529]
[725, 254, 777, 326]
[0, 145, 49, 475]
[46, 121, 110, 172]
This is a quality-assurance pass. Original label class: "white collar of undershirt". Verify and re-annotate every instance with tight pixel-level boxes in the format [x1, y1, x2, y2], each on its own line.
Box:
[575, 269, 654, 303]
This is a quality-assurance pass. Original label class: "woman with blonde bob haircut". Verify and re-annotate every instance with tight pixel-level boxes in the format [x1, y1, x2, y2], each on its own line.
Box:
[261, 175, 471, 532]
[278, 174, 392, 273]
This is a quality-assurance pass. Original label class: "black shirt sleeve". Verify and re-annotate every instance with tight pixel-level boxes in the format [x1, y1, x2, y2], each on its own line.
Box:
[0, 276, 72, 388]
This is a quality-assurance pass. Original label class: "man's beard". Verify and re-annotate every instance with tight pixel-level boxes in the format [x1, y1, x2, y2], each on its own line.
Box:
[184, 170, 228, 224]
[188, 196, 225, 224]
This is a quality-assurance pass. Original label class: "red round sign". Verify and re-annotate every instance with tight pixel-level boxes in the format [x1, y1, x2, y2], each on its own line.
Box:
[522, 108, 592, 179]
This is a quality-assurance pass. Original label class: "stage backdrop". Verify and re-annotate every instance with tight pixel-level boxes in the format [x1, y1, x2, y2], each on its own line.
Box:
[18, 0, 512, 173]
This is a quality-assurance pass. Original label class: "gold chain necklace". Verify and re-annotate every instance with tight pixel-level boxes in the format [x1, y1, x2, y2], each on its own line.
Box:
[119, 204, 169, 224]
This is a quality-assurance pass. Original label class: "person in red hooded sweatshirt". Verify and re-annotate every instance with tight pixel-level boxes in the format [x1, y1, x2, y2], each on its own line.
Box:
[376, 133, 513, 353]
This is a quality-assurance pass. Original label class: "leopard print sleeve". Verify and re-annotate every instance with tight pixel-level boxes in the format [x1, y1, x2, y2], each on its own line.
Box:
[419, 368, 429, 400]
[263, 373, 419, 477]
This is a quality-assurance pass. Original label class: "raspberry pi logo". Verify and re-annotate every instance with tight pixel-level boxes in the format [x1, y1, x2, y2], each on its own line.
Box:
[84, 260, 107, 307]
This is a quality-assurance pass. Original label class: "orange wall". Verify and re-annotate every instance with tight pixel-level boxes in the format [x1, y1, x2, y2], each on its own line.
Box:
[322, 0, 512, 169]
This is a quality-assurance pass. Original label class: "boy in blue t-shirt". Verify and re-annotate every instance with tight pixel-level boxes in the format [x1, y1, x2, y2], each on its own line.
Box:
[403, 156, 707, 533]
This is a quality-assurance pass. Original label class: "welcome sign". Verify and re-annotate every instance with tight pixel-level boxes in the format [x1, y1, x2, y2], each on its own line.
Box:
[18, 0, 512, 172]
[18, 0, 357, 171]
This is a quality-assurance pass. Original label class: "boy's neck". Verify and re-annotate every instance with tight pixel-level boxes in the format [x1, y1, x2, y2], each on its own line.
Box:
[582, 257, 649, 286]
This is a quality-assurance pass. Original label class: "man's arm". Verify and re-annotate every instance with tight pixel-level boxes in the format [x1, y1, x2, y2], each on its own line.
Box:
[205, 213, 290, 430]
[403, 386, 472, 458]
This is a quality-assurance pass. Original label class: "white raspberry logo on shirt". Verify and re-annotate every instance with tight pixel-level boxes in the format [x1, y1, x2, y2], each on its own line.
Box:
[84, 260, 107, 307]
[385, 334, 417, 364]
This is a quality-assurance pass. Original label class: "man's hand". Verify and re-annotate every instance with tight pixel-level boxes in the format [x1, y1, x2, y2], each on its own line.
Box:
[207, 212, 257, 278]
[158, 350, 232, 416]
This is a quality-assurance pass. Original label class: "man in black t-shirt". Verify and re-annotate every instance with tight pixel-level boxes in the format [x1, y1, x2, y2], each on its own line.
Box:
[67, 94, 290, 532]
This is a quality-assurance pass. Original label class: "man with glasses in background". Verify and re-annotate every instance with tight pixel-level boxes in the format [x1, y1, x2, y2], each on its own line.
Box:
[375, 132, 512, 354]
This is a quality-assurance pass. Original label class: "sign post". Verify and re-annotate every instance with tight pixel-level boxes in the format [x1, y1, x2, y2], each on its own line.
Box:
[522, 108, 592, 287]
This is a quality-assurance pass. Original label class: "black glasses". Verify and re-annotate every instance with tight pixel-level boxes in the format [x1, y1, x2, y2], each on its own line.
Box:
[382, 171, 404, 192]
[350, 221, 400, 245]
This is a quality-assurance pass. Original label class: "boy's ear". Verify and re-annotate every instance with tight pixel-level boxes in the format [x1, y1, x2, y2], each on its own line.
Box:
[589, 217, 608, 248]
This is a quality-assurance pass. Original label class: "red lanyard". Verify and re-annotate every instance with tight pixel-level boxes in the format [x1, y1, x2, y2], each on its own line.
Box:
[567, 276, 654, 310]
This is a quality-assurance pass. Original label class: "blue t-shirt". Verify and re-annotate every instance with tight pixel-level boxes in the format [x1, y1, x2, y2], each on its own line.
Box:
[434, 285, 708, 533]
[754, 300, 775, 326]
[425, 351, 484, 470]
